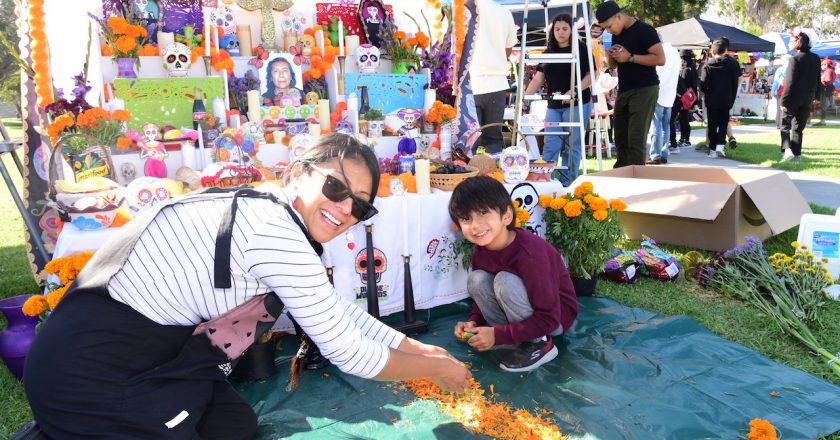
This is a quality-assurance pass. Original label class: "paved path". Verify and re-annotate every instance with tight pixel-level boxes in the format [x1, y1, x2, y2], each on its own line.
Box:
[651, 122, 840, 210]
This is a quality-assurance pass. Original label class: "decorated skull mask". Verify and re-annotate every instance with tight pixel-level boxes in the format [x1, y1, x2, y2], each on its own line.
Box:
[367, 120, 385, 138]
[210, 5, 236, 35]
[355, 44, 380, 74]
[288, 133, 314, 163]
[219, 35, 240, 56]
[126, 177, 171, 213]
[356, 247, 387, 283]
[163, 42, 191, 77]
[299, 34, 315, 56]
[500, 145, 530, 184]
[335, 119, 353, 134]
[305, 91, 319, 105]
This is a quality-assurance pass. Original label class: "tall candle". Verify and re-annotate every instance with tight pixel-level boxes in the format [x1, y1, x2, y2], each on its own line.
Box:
[181, 140, 196, 169]
[213, 26, 220, 53]
[158, 31, 175, 52]
[415, 159, 431, 195]
[212, 97, 226, 122]
[222, 69, 230, 110]
[196, 125, 206, 169]
[203, 12, 211, 57]
[236, 25, 253, 57]
[318, 99, 330, 131]
[315, 29, 325, 55]
[284, 31, 298, 53]
[401, 194, 409, 256]
[345, 35, 360, 57]
[338, 18, 344, 57]
[308, 122, 321, 137]
[246, 90, 261, 123]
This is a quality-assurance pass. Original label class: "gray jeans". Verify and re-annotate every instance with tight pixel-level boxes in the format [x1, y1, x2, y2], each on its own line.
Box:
[467, 270, 564, 342]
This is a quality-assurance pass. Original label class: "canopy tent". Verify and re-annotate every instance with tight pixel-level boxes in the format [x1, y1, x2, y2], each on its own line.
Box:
[498, 0, 594, 48]
[812, 41, 840, 60]
[759, 31, 793, 55]
[657, 17, 775, 52]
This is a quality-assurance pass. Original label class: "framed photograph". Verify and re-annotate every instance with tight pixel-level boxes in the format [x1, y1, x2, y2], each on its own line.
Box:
[259, 53, 304, 107]
[358, 0, 388, 48]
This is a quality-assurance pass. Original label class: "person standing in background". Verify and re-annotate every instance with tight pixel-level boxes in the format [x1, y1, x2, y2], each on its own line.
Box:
[646, 41, 680, 165]
[596, 1, 665, 167]
[771, 55, 791, 129]
[814, 57, 836, 126]
[780, 31, 821, 162]
[469, 0, 518, 153]
[699, 38, 740, 158]
[670, 49, 698, 150]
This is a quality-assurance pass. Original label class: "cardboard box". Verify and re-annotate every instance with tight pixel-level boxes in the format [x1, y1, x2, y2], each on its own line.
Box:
[570, 166, 811, 251]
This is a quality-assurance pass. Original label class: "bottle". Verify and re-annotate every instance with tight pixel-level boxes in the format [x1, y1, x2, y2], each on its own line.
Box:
[357, 85, 370, 117]
[192, 88, 206, 130]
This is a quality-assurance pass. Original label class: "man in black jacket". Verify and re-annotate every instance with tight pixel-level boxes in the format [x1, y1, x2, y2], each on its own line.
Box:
[780, 32, 821, 162]
[699, 38, 740, 158]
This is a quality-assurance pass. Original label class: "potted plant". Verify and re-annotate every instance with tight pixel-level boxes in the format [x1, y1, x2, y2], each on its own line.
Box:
[378, 18, 424, 74]
[542, 181, 627, 296]
[95, 11, 151, 78]
[47, 106, 132, 181]
[363, 108, 385, 138]
[424, 100, 457, 159]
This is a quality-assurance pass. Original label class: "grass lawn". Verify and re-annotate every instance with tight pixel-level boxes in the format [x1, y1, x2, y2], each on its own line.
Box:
[0, 119, 838, 438]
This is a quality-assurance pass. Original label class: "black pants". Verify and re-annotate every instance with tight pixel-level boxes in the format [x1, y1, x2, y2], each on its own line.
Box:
[24, 291, 257, 439]
[473, 90, 507, 153]
[670, 106, 691, 146]
[706, 107, 730, 149]
[781, 102, 812, 156]
[613, 85, 659, 167]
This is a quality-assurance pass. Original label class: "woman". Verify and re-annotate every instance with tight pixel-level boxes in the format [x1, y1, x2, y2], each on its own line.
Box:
[670, 49, 697, 149]
[263, 57, 303, 107]
[524, 13, 593, 186]
[24, 133, 472, 439]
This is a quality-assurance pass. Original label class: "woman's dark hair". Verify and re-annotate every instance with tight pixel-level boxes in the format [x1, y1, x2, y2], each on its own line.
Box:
[449, 176, 516, 231]
[546, 13, 574, 53]
[282, 133, 380, 204]
[264, 57, 297, 100]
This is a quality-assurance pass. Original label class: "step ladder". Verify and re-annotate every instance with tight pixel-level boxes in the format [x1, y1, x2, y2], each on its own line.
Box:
[511, 0, 604, 178]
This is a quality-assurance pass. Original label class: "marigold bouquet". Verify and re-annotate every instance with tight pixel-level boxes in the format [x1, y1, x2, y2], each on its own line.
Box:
[425, 100, 457, 125]
[542, 181, 626, 279]
[378, 17, 423, 66]
[99, 15, 149, 59]
[22, 251, 94, 328]
[47, 107, 133, 154]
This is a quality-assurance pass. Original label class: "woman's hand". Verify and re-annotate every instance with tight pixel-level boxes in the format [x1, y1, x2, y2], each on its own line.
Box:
[399, 337, 454, 360]
[463, 324, 495, 351]
[430, 356, 473, 394]
[454, 321, 476, 341]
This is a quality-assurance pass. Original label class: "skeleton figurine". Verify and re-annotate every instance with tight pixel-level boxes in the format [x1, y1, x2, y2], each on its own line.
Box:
[355, 44, 380, 74]
[219, 35, 240, 56]
[139, 123, 168, 178]
[500, 144, 530, 184]
[163, 42, 191, 77]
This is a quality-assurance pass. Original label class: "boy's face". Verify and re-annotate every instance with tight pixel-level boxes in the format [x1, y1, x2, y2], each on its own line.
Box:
[457, 207, 514, 251]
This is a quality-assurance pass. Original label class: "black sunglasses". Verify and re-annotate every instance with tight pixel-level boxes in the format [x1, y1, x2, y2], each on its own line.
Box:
[310, 165, 379, 221]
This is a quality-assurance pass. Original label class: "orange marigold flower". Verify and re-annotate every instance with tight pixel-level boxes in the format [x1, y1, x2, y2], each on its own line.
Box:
[123, 24, 141, 38]
[111, 109, 130, 122]
[549, 197, 567, 211]
[116, 135, 133, 150]
[107, 16, 129, 34]
[393, 31, 407, 41]
[563, 200, 583, 217]
[747, 418, 778, 440]
[589, 196, 608, 211]
[101, 43, 113, 56]
[593, 209, 608, 222]
[574, 181, 593, 197]
[609, 198, 627, 212]
[22, 295, 47, 317]
[115, 35, 137, 53]
[538, 194, 552, 208]
[516, 208, 530, 223]
[46, 286, 68, 310]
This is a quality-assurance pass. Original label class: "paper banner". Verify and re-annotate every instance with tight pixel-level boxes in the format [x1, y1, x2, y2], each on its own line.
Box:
[314, 3, 394, 44]
[113, 77, 225, 132]
[344, 73, 425, 114]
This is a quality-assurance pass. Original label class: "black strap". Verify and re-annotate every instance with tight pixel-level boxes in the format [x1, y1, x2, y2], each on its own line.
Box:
[214, 188, 323, 289]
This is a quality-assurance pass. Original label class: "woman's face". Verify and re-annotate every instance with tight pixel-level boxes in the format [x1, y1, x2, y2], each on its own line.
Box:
[553, 20, 572, 46]
[291, 157, 373, 243]
[271, 61, 292, 92]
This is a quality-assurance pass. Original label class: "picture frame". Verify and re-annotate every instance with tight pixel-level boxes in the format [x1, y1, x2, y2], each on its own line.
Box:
[259, 53, 304, 107]
[357, 0, 389, 48]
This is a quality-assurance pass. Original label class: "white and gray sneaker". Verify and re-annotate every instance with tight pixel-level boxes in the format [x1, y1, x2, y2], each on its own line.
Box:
[780, 149, 795, 162]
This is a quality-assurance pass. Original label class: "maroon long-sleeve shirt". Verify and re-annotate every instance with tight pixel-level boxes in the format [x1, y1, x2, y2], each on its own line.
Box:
[467, 229, 578, 345]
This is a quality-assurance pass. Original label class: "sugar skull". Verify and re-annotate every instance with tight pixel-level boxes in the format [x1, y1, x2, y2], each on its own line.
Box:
[210, 5, 236, 35]
[305, 91, 319, 105]
[288, 133, 314, 163]
[355, 44, 380, 74]
[142, 123, 160, 142]
[335, 119, 353, 134]
[367, 120, 385, 138]
[163, 42, 191, 77]
[299, 34, 315, 56]
[397, 109, 421, 130]
[126, 177, 171, 213]
[355, 247, 387, 283]
[219, 35, 240, 56]
[500, 145, 530, 184]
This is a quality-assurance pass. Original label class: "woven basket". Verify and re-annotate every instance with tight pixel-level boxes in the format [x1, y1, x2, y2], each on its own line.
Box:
[430, 165, 479, 191]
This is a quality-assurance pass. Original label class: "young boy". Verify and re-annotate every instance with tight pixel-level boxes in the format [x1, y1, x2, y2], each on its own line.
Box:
[448, 176, 578, 372]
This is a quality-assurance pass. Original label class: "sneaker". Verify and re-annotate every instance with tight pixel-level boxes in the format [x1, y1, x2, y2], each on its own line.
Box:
[780, 149, 795, 162]
[679, 140, 692, 148]
[645, 158, 667, 165]
[728, 137, 737, 149]
[669, 146, 681, 154]
[499, 338, 558, 372]
[708, 151, 718, 158]
[716, 149, 726, 158]
[792, 155, 801, 162]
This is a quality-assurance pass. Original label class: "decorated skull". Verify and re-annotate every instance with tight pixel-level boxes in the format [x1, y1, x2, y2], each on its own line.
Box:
[219, 35, 240, 56]
[367, 120, 385, 138]
[355, 44, 380, 74]
[500, 144, 530, 184]
[126, 177, 171, 213]
[210, 5, 236, 35]
[142, 123, 160, 142]
[299, 34, 315, 56]
[288, 133, 314, 163]
[335, 119, 353, 134]
[305, 91, 319, 105]
[163, 42, 191, 77]
[355, 247, 387, 283]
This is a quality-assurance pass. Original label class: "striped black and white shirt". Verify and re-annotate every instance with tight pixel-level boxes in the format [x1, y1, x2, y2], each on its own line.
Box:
[107, 183, 404, 379]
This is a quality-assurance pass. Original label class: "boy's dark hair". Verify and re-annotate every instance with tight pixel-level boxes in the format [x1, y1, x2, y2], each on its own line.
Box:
[711, 38, 727, 55]
[449, 176, 516, 231]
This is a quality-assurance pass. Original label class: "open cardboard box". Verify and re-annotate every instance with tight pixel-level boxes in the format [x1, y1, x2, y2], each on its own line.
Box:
[571, 166, 811, 251]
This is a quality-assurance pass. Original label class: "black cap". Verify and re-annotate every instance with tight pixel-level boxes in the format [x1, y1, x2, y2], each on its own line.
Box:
[595, 1, 624, 24]
[680, 49, 694, 57]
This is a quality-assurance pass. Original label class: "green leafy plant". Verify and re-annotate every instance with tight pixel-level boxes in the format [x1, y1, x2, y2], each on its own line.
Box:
[363, 108, 383, 121]
[542, 181, 627, 279]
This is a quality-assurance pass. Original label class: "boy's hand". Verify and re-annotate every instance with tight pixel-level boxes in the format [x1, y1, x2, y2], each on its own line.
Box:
[463, 325, 495, 351]
[454, 321, 476, 341]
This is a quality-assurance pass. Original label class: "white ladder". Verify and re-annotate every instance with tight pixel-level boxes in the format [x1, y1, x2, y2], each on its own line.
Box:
[511, 0, 604, 177]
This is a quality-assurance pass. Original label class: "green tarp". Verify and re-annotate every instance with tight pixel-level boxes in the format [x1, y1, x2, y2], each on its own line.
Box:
[235, 297, 840, 439]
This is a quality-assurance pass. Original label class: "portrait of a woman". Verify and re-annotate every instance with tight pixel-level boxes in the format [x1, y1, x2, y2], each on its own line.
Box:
[261, 55, 303, 107]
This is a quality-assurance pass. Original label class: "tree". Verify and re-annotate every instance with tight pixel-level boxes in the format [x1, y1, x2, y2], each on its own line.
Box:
[590, 0, 705, 28]
[0, 0, 22, 116]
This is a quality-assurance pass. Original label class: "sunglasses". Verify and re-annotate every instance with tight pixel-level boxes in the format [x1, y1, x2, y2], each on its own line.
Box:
[310, 165, 378, 221]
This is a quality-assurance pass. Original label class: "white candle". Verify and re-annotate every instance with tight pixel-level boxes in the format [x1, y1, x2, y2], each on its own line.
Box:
[236, 24, 252, 57]
[318, 99, 330, 131]
[338, 19, 344, 57]
[415, 159, 431, 195]
[196, 124, 206, 169]
[315, 29, 325, 55]
[212, 97, 226, 123]
[158, 32, 175, 52]
[204, 12, 211, 57]
[308, 122, 320, 137]
[181, 140, 196, 169]
[213, 25, 220, 53]
[246, 90, 260, 123]
[345, 35, 360, 57]
[222, 69, 230, 110]
[401, 194, 409, 256]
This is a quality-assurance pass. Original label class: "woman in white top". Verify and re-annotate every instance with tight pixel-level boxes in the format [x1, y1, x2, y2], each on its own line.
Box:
[24, 133, 471, 439]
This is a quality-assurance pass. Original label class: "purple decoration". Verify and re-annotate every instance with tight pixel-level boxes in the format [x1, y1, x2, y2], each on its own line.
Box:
[158, 0, 203, 34]
[397, 137, 417, 156]
[0, 294, 40, 380]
